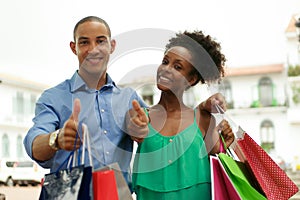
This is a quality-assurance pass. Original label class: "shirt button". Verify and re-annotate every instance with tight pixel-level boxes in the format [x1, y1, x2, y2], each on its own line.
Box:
[101, 109, 105, 113]
[104, 130, 107, 134]
[169, 139, 173, 142]
[106, 151, 109, 155]
[168, 160, 172, 163]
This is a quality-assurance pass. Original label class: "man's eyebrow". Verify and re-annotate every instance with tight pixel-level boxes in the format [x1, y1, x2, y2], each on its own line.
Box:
[96, 36, 108, 39]
[78, 36, 107, 40]
[78, 36, 89, 41]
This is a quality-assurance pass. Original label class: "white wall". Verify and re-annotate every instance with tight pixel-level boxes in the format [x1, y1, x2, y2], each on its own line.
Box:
[0, 77, 46, 160]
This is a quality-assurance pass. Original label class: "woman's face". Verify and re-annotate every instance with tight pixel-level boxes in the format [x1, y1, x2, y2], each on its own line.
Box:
[156, 46, 197, 93]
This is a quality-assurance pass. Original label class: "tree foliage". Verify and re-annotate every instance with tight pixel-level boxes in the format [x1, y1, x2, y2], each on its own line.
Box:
[288, 65, 300, 76]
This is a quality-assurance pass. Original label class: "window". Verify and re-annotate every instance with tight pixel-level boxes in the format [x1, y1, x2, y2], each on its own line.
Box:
[17, 135, 23, 158]
[24, 94, 37, 116]
[207, 81, 233, 109]
[219, 79, 233, 109]
[13, 91, 24, 115]
[30, 94, 37, 114]
[141, 85, 154, 106]
[258, 77, 274, 107]
[2, 134, 10, 158]
[260, 119, 275, 153]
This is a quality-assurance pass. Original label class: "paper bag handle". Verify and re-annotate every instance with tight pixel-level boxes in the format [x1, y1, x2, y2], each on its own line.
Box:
[81, 123, 93, 167]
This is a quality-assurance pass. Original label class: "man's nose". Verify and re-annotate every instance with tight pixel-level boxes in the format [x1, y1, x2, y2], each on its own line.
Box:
[88, 42, 100, 53]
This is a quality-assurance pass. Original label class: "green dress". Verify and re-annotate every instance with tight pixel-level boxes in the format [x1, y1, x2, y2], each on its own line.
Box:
[132, 110, 211, 200]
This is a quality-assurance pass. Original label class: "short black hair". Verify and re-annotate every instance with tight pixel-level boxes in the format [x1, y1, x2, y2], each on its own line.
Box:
[73, 16, 111, 41]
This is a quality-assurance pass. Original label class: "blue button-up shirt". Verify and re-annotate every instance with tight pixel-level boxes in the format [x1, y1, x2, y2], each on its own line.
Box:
[23, 71, 146, 185]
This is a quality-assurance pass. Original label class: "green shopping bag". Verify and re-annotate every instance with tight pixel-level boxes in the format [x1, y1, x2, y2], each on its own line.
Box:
[218, 153, 266, 200]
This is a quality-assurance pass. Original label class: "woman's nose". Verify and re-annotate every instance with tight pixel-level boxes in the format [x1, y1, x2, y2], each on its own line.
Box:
[162, 64, 173, 72]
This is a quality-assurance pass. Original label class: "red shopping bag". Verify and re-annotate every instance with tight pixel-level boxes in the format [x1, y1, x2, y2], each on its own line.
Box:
[235, 131, 299, 200]
[93, 169, 119, 200]
[210, 156, 241, 200]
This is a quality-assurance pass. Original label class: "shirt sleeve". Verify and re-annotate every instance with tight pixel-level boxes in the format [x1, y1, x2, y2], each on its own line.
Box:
[23, 90, 60, 168]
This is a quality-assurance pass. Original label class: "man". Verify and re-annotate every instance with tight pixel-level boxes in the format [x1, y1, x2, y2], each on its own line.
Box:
[24, 16, 227, 189]
[24, 16, 148, 186]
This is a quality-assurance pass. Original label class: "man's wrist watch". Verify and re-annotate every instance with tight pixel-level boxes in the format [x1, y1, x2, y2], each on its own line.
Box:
[49, 129, 60, 150]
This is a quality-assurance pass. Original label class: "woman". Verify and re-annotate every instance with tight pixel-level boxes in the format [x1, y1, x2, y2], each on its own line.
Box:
[131, 30, 235, 199]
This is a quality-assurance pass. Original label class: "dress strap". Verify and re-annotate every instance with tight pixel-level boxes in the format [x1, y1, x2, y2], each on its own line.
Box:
[143, 107, 149, 116]
[193, 108, 197, 123]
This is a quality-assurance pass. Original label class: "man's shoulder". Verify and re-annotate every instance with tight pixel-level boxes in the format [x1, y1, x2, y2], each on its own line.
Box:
[112, 86, 147, 107]
[45, 79, 72, 92]
[117, 86, 135, 92]
[40, 79, 72, 100]
[114, 86, 139, 98]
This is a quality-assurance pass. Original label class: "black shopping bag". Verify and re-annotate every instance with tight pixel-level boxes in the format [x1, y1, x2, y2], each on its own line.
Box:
[39, 164, 89, 200]
[39, 124, 93, 200]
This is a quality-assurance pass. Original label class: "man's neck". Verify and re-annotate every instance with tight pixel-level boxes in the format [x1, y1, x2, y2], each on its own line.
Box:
[78, 70, 107, 90]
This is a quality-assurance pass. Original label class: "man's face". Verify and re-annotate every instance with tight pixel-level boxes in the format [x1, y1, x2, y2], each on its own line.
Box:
[70, 21, 115, 77]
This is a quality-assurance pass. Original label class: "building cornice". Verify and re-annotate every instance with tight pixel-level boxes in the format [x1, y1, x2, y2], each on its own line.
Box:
[0, 72, 49, 91]
[225, 63, 285, 77]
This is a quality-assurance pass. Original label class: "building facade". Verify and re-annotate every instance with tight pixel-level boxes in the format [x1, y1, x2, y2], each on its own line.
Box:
[0, 74, 48, 161]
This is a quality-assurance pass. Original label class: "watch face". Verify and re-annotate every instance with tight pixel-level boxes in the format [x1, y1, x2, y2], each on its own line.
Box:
[50, 134, 55, 144]
[49, 131, 58, 149]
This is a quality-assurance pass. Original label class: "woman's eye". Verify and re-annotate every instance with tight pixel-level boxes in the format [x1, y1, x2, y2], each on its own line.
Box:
[162, 59, 168, 65]
[174, 65, 182, 70]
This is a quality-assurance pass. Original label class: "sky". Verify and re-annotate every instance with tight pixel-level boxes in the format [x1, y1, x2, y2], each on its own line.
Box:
[0, 0, 299, 86]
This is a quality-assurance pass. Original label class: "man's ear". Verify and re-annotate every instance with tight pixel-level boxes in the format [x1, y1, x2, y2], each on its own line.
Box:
[70, 41, 77, 55]
[110, 39, 116, 54]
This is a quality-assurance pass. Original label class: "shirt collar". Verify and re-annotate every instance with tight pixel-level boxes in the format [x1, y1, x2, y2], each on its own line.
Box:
[70, 71, 119, 93]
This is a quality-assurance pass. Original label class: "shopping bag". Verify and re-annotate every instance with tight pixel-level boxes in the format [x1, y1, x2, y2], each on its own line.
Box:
[210, 155, 241, 200]
[217, 152, 267, 200]
[39, 162, 86, 200]
[214, 104, 299, 200]
[93, 169, 119, 200]
[210, 134, 265, 200]
[93, 162, 133, 200]
[39, 147, 91, 200]
[235, 131, 299, 200]
[39, 123, 93, 200]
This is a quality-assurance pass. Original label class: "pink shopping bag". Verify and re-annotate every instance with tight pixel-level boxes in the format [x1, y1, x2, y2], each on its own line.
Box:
[210, 156, 241, 200]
